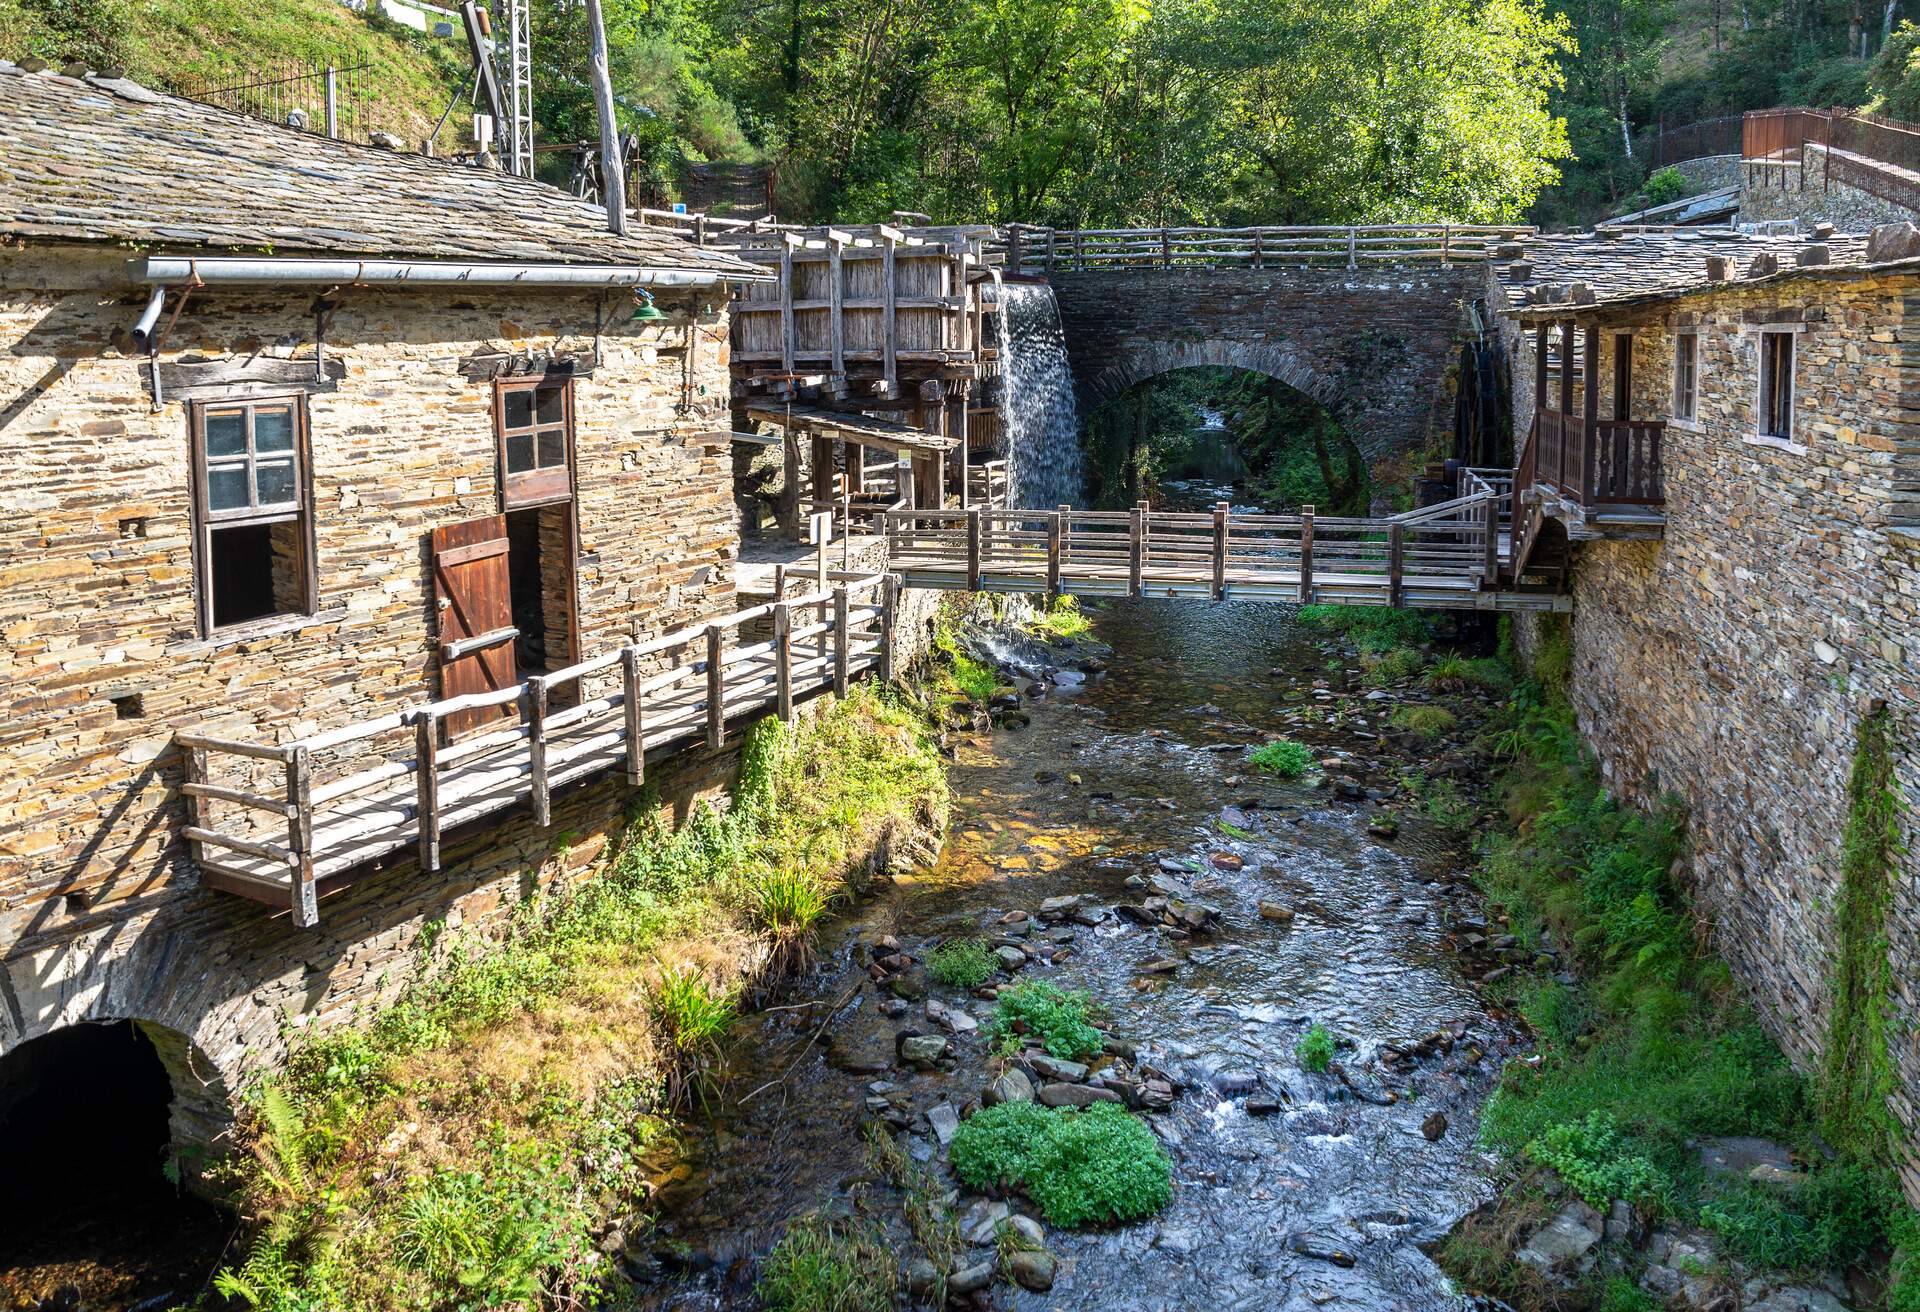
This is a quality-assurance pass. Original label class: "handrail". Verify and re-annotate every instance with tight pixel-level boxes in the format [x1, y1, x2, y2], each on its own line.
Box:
[1523, 407, 1665, 510]
[992, 224, 1537, 274]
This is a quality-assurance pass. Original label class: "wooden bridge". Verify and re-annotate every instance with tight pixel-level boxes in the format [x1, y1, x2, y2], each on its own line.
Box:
[177, 575, 896, 927]
[992, 224, 1535, 274]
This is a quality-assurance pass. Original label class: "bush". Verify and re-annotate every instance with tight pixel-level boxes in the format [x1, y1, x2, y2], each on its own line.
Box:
[749, 866, 831, 937]
[1701, 1162, 1892, 1271]
[757, 1214, 896, 1312]
[1642, 165, 1687, 207]
[1390, 705, 1457, 739]
[1364, 646, 1426, 687]
[652, 967, 735, 1053]
[927, 938, 996, 990]
[988, 980, 1103, 1060]
[1296, 1023, 1334, 1073]
[1248, 739, 1313, 778]
[949, 1101, 1172, 1228]
[1523, 1112, 1668, 1209]
[1298, 604, 1435, 654]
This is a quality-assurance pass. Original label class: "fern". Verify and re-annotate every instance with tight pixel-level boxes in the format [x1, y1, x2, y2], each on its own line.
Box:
[257, 1082, 309, 1195]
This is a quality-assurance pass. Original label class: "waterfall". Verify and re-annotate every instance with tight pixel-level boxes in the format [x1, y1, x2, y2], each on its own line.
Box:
[996, 283, 1084, 510]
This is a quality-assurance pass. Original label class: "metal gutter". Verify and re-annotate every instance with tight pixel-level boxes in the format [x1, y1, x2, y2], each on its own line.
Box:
[131, 255, 770, 289]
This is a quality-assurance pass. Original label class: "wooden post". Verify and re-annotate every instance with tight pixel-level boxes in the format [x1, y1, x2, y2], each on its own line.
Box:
[527, 675, 550, 827]
[414, 711, 441, 873]
[1212, 500, 1229, 600]
[1074, 231, 1085, 269]
[1557, 319, 1575, 419]
[881, 231, 898, 391]
[1483, 493, 1499, 582]
[829, 235, 845, 377]
[705, 624, 725, 748]
[779, 240, 795, 375]
[1252, 230, 1264, 270]
[1298, 504, 1315, 603]
[1161, 228, 1172, 268]
[1129, 500, 1146, 599]
[833, 586, 850, 696]
[879, 575, 899, 682]
[773, 601, 795, 720]
[1047, 507, 1064, 597]
[966, 508, 982, 591]
[1534, 322, 1549, 412]
[1581, 322, 1601, 506]
[1347, 228, 1358, 269]
[1388, 522, 1405, 608]
[182, 744, 209, 871]
[286, 745, 317, 928]
[1440, 223, 1451, 267]
[621, 644, 645, 785]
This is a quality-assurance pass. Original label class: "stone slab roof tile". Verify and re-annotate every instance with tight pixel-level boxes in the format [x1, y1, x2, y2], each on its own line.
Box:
[1491, 227, 1871, 307]
[0, 64, 764, 280]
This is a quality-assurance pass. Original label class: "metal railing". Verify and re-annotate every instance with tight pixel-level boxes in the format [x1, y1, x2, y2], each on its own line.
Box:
[176, 60, 376, 142]
[1646, 114, 1745, 167]
[177, 575, 897, 927]
[993, 224, 1537, 274]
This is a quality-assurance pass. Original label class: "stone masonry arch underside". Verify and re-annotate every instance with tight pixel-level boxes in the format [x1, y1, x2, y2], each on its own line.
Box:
[1047, 266, 1480, 462]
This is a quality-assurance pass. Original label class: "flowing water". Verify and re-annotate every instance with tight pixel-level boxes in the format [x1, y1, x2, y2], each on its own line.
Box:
[631, 597, 1518, 1311]
[997, 285, 1085, 511]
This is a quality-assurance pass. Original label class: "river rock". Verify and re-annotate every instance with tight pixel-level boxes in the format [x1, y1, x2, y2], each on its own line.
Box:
[927, 1102, 961, 1145]
[1698, 1135, 1794, 1178]
[949, 1260, 995, 1295]
[1154, 1225, 1199, 1255]
[1138, 957, 1181, 975]
[1516, 1201, 1605, 1272]
[1039, 1081, 1121, 1108]
[1138, 1077, 1176, 1110]
[1421, 1111, 1449, 1140]
[1287, 1232, 1359, 1267]
[1009, 1249, 1057, 1291]
[1247, 1094, 1283, 1115]
[1029, 1053, 1089, 1082]
[898, 1034, 950, 1068]
[1071, 905, 1109, 927]
[961, 1199, 1010, 1245]
[1038, 893, 1085, 918]
[1258, 901, 1295, 923]
[985, 1068, 1035, 1105]
[1003, 1214, 1045, 1248]
[1209, 850, 1244, 871]
[905, 1258, 940, 1298]
[926, 997, 978, 1034]
[994, 945, 1028, 971]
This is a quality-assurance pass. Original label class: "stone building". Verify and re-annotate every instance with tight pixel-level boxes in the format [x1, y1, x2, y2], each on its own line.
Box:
[0, 64, 792, 1182]
[1496, 235, 1920, 1194]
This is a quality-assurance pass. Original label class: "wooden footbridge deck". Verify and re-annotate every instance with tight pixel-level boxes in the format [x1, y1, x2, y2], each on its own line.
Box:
[177, 575, 896, 927]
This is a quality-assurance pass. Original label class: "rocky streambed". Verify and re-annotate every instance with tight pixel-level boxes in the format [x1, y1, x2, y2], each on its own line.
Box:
[620, 596, 1536, 1311]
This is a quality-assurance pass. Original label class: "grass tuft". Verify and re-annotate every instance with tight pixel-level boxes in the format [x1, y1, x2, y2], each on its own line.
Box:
[1296, 1023, 1335, 1073]
[756, 1213, 896, 1312]
[1248, 739, 1313, 778]
[1390, 704, 1457, 739]
[927, 938, 997, 990]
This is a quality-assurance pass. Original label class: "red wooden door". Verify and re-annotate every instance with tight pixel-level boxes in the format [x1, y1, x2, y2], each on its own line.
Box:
[431, 515, 516, 737]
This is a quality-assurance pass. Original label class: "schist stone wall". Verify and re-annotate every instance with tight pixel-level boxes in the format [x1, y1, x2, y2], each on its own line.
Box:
[1048, 266, 1477, 460]
[0, 243, 747, 1171]
[1740, 147, 1920, 232]
[1509, 271, 1920, 1192]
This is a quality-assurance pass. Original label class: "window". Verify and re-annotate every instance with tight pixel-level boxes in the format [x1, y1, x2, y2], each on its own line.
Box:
[1673, 333, 1698, 422]
[189, 396, 315, 633]
[495, 376, 574, 509]
[1612, 332, 1633, 420]
[1759, 329, 1795, 440]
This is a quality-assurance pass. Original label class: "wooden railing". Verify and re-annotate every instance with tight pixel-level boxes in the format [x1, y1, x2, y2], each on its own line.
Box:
[967, 459, 1010, 510]
[876, 492, 1545, 610]
[1526, 407, 1665, 510]
[993, 224, 1536, 274]
[177, 575, 897, 927]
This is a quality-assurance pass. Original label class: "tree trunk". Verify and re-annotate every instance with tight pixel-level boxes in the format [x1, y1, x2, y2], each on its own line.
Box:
[1886, 0, 1900, 45]
[1852, 0, 1866, 57]
[583, 0, 626, 235]
[1612, 2, 1634, 161]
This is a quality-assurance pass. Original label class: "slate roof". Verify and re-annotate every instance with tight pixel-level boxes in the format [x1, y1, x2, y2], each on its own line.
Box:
[0, 62, 766, 279]
[1489, 226, 1870, 307]
[1505, 250, 1920, 320]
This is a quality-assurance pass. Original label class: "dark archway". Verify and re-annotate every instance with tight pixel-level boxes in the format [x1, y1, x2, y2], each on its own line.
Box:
[0, 1021, 229, 1307]
[1079, 366, 1369, 514]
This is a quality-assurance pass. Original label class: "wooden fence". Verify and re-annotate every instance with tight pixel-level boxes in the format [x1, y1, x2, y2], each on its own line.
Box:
[178, 574, 896, 927]
[992, 225, 1537, 274]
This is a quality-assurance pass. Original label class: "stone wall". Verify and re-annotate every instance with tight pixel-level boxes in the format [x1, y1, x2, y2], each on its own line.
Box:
[1049, 266, 1478, 461]
[1508, 270, 1920, 1194]
[1739, 146, 1920, 232]
[0, 242, 754, 1169]
[1674, 154, 1743, 194]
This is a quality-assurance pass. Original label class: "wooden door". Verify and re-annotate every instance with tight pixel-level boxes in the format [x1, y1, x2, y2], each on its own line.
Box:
[431, 515, 517, 737]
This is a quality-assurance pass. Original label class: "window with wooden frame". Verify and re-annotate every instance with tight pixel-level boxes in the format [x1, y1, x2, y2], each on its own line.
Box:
[494, 375, 575, 509]
[1758, 328, 1796, 441]
[1672, 332, 1699, 423]
[189, 395, 316, 634]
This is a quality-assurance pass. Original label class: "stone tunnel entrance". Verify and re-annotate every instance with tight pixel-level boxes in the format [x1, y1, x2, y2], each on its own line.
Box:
[0, 1021, 230, 1308]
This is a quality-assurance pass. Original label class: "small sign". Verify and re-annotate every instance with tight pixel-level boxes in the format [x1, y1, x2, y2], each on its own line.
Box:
[672, 202, 689, 214]
[809, 510, 834, 545]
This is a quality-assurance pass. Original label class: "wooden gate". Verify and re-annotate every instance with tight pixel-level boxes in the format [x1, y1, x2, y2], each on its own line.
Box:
[431, 515, 517, 737]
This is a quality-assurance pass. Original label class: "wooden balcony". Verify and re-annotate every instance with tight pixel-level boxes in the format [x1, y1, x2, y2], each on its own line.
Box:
[176, 574, 896, 928]
[1528, 408, 1666, 509]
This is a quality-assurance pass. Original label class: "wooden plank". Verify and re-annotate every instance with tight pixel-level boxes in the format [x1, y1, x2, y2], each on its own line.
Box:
[833, 586, 850, 696]
[879, 576, 898, 682]
[527, 676, 551, 827]
[1582, 323, 1601, 506]
[439, 624, 518, 662]
[432, 516, 516, 738]
[1048, 508, 1064, 596]
[621, 645, 645, 786]
[156, 355, 346, 401]
[183, 825, 292, 864]
[1299, 505, 1316, 603]
[182, 745, 208, 870]
[706, 624, 725, 749]
[1388, 522, 1405, 607]
[774, 601, 794, 719]
[181, 780, 295, 816]
[414, 711, 441, 872]
[175, 731, 287, 762]
[1129, 502, 1146, 599]
[286, 746, 317, 927]
[966, 509, 981, 591]
[829, 237, 845, 377]
[1211, 501, 1228, 600]
[780, 242, 795, 375]
[882, 233, 897, 390]
[433, 537, 511, 568]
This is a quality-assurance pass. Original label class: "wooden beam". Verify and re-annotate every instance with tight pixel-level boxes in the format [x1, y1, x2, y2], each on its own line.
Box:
[706, 624, 725, 749]
[1388, 522, 1405, 608]
[882, 232, 898, 391]
[1211, 501, 1229, 600]
[156, 355, 347, 402]
[1130, 501, 1146, 599]
[1582, 323, 1601, 505]
[774, 601, 795, 718]
[1048, 507, 1064, 597]
[286, 745, 318, 928]
[780, 242, 795, 375]
[832, 586, 851, 696]
[621, 645, 645, 785]
[527, 676, 551, 827]
[829, 236, 845, 377]
[966, 509, 982, 591]
[414, 712, 440, 872]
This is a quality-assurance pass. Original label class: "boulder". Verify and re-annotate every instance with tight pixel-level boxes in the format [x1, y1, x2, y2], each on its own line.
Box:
[926, 1102, 961, 1145]
[948, 1260, 995, 1295]
[1869, 220, 1920, 263]
[1258, 901, 1296, 923]
[1028, 1054, 1089, 1082]
[1038, 1081, 1122, 1108]
[984, 1067, 1036, 1105]
[1009, 1249, 1057, 1291]
[897, 1034, 951, 1068]
[1515, 1201, 1604, 1273]
[960, 1199, 1010, 1245]
[994, 945, 1028, 971]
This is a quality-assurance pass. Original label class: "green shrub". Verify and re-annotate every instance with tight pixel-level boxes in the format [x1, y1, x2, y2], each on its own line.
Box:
[987, 980, 1103, 1060]
[757, 1213, 896, 1312]
[1029, 595, 1094, 641]
[1524, 1111, 1667, 1209]
[395, 1160, 588, 1308]
[1425, 654, 1471, 690]
[1701, 1162, 1893, 1271]
[652, 968, 735, 1054]
[1296, 1023, 1334, 1073]
[1642, 165, 1687, 206]
[933, 626, 1000, 702]
[749, 866, 831, 936]
[927, 938, 996, 990]
[1390, 704, 1457, 739]
[1248, 739, 1313, 778]
[1298, 604, 1435, 654]
[949, 1101, 1171, 1228]
[1363, 646, 1426, 687]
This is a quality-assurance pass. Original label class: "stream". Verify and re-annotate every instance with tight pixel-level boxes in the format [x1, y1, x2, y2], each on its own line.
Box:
[632, 595, 1521, 1311]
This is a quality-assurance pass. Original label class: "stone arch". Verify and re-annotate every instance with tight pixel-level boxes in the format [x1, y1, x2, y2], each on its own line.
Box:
[1075, 338, 1344, 420]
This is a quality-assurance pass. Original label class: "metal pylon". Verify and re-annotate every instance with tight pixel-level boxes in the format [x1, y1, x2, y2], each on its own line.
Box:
[504, 0, 533, 177]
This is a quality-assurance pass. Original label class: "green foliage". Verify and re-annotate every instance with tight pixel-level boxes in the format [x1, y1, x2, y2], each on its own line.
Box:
[749, 866, 833, 938]
[1641, 165, 1687, 206]
[1296, 1022, 1335, 1073]
[988, 980, 1104, 1060]
[395, 1157, 593, 1308]
[1364, 646, 1428, 687]
[927, 938, 997, 990]
[934, 625, 1000, 702]
[652, 967, 736, 1053]
[756, 1213, 896, 1312]
[1248, 739, 1314, 778]
[1390, 704, 1457, 739]
[1700, 1162, 1892, 1271]
[949, 1101, 1172, 1228]
[1874, 23, 1920, 119]
[1299, 604, 1435, 655]
[1027, 595, 1094, 641]
[1523, 1112, 1667, 1209]
[1819, 708, 1904, 1161]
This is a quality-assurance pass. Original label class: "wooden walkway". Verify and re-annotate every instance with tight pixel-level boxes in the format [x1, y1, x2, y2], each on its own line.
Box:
[876, 492, 1567, 612]
[177, 575, 896, 927]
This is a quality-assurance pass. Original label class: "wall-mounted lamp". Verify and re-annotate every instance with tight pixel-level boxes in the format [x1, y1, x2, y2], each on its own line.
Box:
[630, 287, 667, 323]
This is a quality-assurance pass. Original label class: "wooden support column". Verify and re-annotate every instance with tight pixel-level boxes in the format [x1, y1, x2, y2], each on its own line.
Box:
[527, 676, 551, 826]
[832, 586, 851, 696]
[1534, 322, 1550, 412]
[828, 234, 846, 377]
[779, 239, 796, 375]
[1047, 507, 1064, 597]
[413, 711, 441, 873]
[1483, 493, 1499, 583]
[1211, 501, 1229, 600]
[966, 508, 982, 591]
[706, 623, 725, 748]
[1298, 504, 1316, 603]
[1387, 522, 1405, 607]
[1581, 322, 1601, 505]
[1557, 319, 1575, 418]
[881, 231, 898, 391]
[773, 601, 794, 720]
[811, 433, 835, 512]
[879, 575, 899, 682]
[286, 745, 317, 928]
[1129, 501, 1146, 599]
[621, 645, 645, 784]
